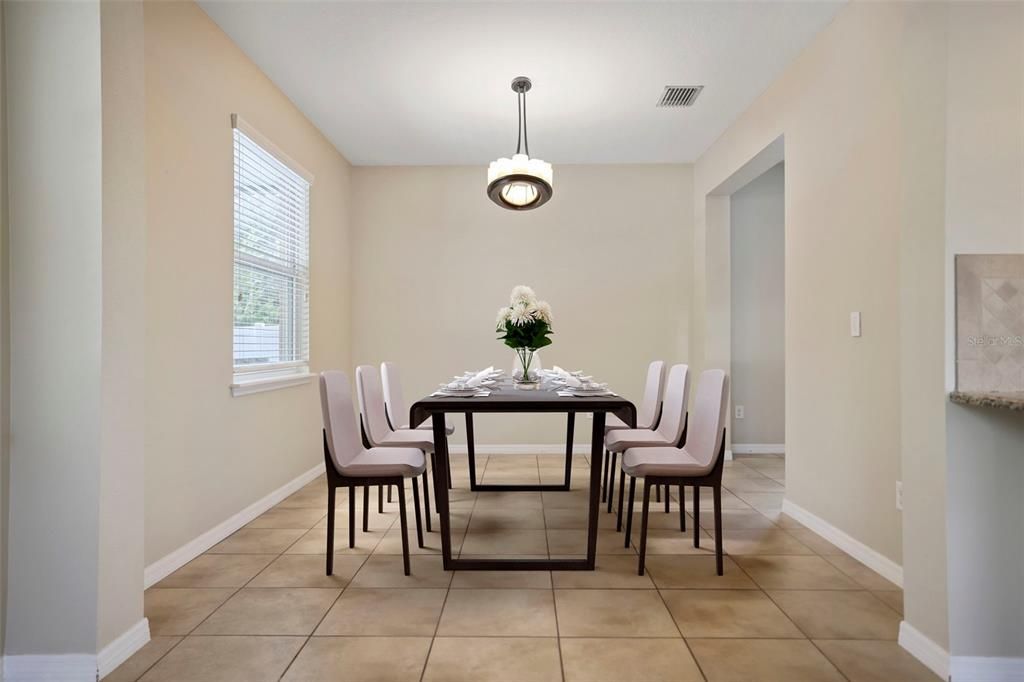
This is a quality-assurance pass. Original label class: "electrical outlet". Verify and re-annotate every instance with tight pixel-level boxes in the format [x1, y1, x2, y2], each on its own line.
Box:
[896, 481, 903, 510]
[735, 405, 745, 419]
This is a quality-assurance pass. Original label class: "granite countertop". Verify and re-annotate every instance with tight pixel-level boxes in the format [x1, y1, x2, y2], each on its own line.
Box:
[950, 391, 1024, 411]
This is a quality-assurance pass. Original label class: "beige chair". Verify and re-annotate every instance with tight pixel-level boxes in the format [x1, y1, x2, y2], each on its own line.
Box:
[601, 360, 665, 504]
[356, 364, 436, 536]
[319, 370, 426, 576]
[605, 364, 690, 522]
[621, 369, 729, 576]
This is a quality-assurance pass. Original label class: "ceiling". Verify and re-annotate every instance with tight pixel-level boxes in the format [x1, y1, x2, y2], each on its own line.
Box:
[199, 1, 844, 165]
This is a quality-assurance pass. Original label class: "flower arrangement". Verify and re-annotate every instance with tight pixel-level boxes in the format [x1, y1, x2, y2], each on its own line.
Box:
[495, 285, 553, 384]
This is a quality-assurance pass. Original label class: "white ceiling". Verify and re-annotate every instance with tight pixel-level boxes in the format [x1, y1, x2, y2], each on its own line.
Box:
[199, 1, 843, 165]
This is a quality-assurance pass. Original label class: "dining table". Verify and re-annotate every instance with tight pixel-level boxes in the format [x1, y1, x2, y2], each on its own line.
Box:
[410, 378, 636, 571]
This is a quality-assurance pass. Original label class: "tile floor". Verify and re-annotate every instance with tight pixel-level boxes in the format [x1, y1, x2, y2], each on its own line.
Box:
[111, 453, 938, 681]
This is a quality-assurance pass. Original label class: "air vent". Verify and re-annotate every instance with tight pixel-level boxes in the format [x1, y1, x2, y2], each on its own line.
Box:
[657, 85, 703, 108]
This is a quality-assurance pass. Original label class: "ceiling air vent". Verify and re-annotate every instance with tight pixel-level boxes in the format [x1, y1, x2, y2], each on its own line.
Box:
[657, 85, 703, 108]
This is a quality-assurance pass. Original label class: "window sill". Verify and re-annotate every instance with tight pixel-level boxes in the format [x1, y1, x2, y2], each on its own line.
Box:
[231, 370, 314, 397]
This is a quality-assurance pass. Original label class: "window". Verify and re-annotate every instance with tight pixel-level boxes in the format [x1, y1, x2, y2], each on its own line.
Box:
[231, 115, 313, 395]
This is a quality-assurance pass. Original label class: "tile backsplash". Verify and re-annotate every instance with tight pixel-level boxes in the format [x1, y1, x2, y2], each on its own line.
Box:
[956, 254, 1024, 392]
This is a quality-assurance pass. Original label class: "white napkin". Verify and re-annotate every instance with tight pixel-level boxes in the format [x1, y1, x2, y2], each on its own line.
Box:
[552, 366, 582, 388]
[466, 366, 494, 388]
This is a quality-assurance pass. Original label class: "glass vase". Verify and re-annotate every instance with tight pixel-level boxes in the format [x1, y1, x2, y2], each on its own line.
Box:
[513, 347, 540, 389]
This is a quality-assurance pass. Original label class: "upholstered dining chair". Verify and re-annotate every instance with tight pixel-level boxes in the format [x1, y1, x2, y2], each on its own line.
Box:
[605, 364, 690, 526]
[621, 369, 729, 576]
[356, 365, 436, 538]
[319, 370, 425, 576]
[601, 360, 665, 504]
[381, 361, 455, 494]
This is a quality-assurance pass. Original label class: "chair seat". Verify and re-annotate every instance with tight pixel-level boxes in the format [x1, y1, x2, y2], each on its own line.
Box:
[604, 413, 652, 433]
[605, 429, 672, 453]
[621, 446, 713, 478]
[406, 415, 455, 435]
[380, 429, 434, 452]
[339, 447, 426, 478]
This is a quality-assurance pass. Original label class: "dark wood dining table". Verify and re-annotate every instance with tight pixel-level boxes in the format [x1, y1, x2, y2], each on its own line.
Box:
[410, 381, 636, 571]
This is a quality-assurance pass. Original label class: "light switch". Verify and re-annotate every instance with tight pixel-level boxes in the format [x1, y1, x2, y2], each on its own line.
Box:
[850, 312, 862, 337]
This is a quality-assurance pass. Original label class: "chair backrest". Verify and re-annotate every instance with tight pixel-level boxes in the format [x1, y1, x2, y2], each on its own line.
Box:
[654, 364, 691, 443]
[686, 369, 730, 468]
[319, 370, 362, 472]
[637, 360, 666, 429]
[355, 364, 391, 447]
[380, 361, 406, 430]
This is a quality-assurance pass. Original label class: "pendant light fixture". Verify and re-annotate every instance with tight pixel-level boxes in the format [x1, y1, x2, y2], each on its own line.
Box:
[487, 76, 553, 211]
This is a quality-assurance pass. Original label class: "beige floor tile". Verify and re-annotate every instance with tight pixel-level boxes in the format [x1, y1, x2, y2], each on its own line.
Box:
[723, 477, 786, 493]
[733, 491, 785, 513]
[769, 590, 901, 639]
[348, 555, 452, 588]
[601, 508, 694, 531]
[872, 590, 904, 615]
[554, 589, 679, 637]
[644, 555, 757, 589]
[156, 554, 276, 588]
[450, 570, 552, 589]
[423, 637, 562, 682]
[545, 507, 590, 529]
[698, 508, 777, 530]
[560, 638, 704, 682]
[634, 528, 714, 555]
[248, 554, 363, 588]
[104, 636, 181, 682]
[246, 507, 327, 529]
[476, 491, 544, 508]
[437, 588, 556, 636]
[193, 587, 340, 635]
[316, 588, 446, 636]
[277, 488, 328, 509]
[285, 528, 379, 555]
[460, 528, 548, 555]
[547, 528, 637, 555]
[824, 554, 901, 590]
[662, 589, 804, 638]
[374, 526, 465, 555]
[814, 639, 940, 682]
[208, 528, 307, 554]
[139, 635, 304, 682]
[688, 638, 845, 682]
[540, 490, 591, 509]
[145, 588, 235, 636]
[314, 508, 399, 531]
[786, 529, 846, 555]
[723, 528, 815, 555]
[282, 636, 431, 682]
[551, 555, 654, 589]
[735, 555, 860, 590]
[468, 506, 546, 530]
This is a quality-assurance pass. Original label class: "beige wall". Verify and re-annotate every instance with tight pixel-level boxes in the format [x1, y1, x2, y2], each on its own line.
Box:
[0, 0, 9, 653]
[351, 165, 692, 445]
[729, 163, 785, 445]
[143, 1, 352, 565]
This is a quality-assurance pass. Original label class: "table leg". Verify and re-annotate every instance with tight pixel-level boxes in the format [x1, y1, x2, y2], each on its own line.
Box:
[586, 411, 606, 569]
[563, 412, 575, 489]
[465, 413, 478, 491]
[432, 412, 453, 570]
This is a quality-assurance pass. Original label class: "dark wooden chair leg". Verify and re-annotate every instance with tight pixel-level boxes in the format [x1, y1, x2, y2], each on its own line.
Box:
[638, 479, 652, 575]
[713, 483, 724, 575]
[348, 485, 356, 548]
[465, 413, 476, 490]
[422, 457, 433, 532]
[362, 484, 370, 533]
[693, 485, 700, 547]
[664, 484, 670, 513]
[378, 484, 384, 513]
[655, 484, 661, 504]
[387, 485, 393, 503]
[411, 476, 424, 548]
[624, 475, 637, 548]
[606, 452, 617, 513]
[616, 469, 627, 532]
[563, 412, 575, 489]
[326, 485, 336, 575]
[679, 484, 686, 532]
[397, 478, 411, 575]
[601, 448, 610, 502]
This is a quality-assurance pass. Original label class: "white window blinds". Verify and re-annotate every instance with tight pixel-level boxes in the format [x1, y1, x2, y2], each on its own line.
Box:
[232, 118, 311, 383]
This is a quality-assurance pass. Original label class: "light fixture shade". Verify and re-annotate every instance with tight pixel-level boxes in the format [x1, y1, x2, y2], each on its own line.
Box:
[487, 153, 554, 210]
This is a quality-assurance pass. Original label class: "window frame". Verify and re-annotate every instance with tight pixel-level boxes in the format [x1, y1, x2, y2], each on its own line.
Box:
[229, 114, 314, 397]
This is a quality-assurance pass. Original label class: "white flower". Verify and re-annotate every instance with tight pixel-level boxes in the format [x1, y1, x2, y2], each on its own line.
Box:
[510, 285, 537, 306]
[496, 306, 512, 326]
[509, 302, 533, 326]
[535, 300, 553, 324]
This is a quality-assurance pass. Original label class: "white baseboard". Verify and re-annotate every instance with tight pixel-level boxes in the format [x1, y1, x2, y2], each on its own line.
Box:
[98, 618, 150, 679]
[951, 656, 1024, 682]
[731, 443, 785, 455]
[899, 621, 950, 680]
[144, 463, 324, 587]
[780, 498, 903, 587]
[3, 655, 97, 682]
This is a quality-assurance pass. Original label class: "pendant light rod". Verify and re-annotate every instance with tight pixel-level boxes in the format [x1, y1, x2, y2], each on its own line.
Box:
[511, 76, 532, 157]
